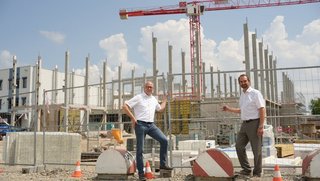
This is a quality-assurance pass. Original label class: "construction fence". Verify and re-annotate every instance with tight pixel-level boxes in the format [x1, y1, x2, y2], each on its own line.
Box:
[0, 66, 319, 168]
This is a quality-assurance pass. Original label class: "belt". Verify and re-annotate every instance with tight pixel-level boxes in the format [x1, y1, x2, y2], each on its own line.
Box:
[137, 120, 153, 124]
[243, 118, 259, 123]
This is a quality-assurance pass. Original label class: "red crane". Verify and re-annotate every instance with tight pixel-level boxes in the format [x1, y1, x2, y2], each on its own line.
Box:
[119, 0, 320, 98]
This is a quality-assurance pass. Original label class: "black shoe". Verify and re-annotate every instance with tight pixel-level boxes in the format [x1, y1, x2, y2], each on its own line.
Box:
[238, 169, 251, 176]
[155, 165, 173, 172]
[160, 165, 173, 170]
[138, 175, 146, 181]
[253, 173, 261, 177]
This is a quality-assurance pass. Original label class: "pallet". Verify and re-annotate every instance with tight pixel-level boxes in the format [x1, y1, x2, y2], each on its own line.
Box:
[275, 144, 294, 158]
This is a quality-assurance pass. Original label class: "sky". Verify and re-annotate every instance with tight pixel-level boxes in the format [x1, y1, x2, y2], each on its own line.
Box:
[0, 0, 320, 84]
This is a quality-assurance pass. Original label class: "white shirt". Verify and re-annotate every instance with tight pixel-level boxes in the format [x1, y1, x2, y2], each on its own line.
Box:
[125, 92, 161, 123]
[239, 87, 265, 121]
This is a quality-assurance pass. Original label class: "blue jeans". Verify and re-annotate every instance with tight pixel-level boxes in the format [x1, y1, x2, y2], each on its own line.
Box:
[135, 120, 168, 175]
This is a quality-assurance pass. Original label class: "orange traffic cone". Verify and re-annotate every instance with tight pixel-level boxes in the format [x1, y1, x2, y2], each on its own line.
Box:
[71, 161, 82, 178]
[144, 161, 155, 179]
[273, 164, 283, 181]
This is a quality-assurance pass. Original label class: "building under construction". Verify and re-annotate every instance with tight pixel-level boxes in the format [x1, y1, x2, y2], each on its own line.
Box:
[0, 21, 320, 180]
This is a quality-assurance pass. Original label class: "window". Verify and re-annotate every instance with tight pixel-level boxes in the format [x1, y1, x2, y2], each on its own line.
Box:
[22, 77, 27, 88]
[16, 79, 19, 88]
[0, 99, 2, 110]
[7, 98, 11, 109]
[15, 97, 19, 106]
[8, 79, 12, 90]
[21, 97, 27, 106]
[0, 80, 2, 90]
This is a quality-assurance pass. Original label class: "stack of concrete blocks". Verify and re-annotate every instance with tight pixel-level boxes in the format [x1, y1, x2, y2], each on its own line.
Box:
[126, 135, 176, 154]
[173, 140, 215, 173]
[216, 123, 236, 146]
[178, 140, 215, 151]
[3, 132, 81, 169]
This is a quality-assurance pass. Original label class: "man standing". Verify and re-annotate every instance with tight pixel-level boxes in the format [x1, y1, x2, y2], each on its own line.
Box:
[222, 74, 265, 177]
[123, 81, 172, 181]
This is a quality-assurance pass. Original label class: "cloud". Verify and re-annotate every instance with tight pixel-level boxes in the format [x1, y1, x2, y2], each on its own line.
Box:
[74, 63, 103, 85]
[82, 16, 319, 94]
[39, 30, 65, 44]
[139, 19, 191, 75]
[262, 16, 320, 67]
[134, 16, 320, 98]
[0, 50, 13, 69]
[296, 19, 320, 44]
[98, 33, 141, 82]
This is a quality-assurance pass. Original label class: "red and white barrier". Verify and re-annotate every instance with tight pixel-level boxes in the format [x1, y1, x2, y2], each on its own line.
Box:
[192, 148, 234, 178]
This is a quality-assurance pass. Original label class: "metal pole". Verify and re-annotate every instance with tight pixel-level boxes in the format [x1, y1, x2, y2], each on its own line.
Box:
[118, 65, 122, 130]
[42, 89, 46, 165]
[164, 74, 172, 167]
[34, 57, 41, 166]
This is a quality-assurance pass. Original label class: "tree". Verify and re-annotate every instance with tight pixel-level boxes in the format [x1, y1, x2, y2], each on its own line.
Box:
[309, 98, 320, 115]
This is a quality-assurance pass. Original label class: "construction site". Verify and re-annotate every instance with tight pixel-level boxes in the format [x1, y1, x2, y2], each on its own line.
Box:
[1, 0, 320, 181]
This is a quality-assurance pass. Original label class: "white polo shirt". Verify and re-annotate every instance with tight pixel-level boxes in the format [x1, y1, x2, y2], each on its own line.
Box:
[125, 92, 161, 123]
[239, 87, 265, 121]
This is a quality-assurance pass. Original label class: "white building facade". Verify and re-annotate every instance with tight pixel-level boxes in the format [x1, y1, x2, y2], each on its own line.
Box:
[0, 64, 102, 130]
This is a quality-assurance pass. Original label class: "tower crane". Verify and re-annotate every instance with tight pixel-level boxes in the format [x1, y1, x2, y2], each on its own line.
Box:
[119, 0, 320, 98]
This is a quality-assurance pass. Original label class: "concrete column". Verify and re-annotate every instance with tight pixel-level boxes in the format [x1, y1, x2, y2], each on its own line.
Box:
[210, 66, 214, 98]
[11, 55, 17, 126]
[131, 68, 135, 96]
[229, 76, 233, 97]
[269, 54, 274, 102]
[273, 59, 278, 102]
[53, 65, 58, 104]
[234, 78, 238, 97]
[64, 51, 69, 132]
[202, 62, 206, 97]
[152, 34, 158, 95]
[35, 56, 41, 131]
[258, 41, 265, 97]
[264, 48, 270, 100]
[252, 33, 258, 89]
[217, 70, 221, 98]
[181, 51, 186, 93]
[71, 69, 75, 104]
[168, 44, 173, 95]
[243, 22, 250, 78]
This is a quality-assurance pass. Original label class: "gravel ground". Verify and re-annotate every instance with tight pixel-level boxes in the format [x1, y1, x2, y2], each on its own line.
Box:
[0, 164, 305, 181]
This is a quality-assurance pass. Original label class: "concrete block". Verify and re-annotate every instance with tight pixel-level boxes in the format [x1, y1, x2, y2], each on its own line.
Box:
[3, 132, 81, 167]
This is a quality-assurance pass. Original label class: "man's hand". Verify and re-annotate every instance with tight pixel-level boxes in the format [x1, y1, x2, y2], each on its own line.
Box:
[257, 127, 264, 136]
[222, 105, 229, 111]
[131, 118, 137, 128]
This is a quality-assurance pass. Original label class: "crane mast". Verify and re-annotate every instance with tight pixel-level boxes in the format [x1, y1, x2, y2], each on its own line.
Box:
[119, 0, 320, 98]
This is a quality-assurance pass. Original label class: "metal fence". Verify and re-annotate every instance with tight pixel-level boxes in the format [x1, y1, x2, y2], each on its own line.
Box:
[0, 66, 319, 168]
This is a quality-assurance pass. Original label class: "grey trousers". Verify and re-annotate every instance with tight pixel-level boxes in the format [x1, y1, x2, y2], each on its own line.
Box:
[235, 120, 262, 175]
